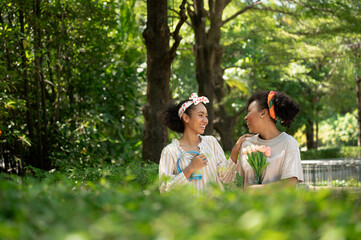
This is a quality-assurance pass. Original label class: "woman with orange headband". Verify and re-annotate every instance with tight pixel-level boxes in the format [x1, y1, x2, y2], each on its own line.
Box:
[235, 90, 304, 188]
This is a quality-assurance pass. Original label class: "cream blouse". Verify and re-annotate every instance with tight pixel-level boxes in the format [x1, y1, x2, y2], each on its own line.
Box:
[159, 135, 237, 193]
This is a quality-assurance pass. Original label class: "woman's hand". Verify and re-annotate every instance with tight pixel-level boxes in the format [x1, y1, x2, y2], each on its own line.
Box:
[248, 184, 264, 189]
[183, 154, 207, 179]
[189, 154, 208, 171]
[247, 177, 299, 191]
[230, 134, 254, 163]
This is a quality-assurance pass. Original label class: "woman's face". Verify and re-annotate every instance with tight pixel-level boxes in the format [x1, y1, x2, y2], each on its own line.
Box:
[184, 103, 208, 134]
[244, 101, 263, 133]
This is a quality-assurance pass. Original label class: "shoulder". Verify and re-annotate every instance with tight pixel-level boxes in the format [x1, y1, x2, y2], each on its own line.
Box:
[243, 134, 259, 146]
[199, 135, 223, 151]
[280, 133, 300, 150]
[281, 132, 298, 143]
[249, 134, 259, 142]
[161, 139, 180, 155]
[200, 135, 220, 145]
[160, 140, 180, 164]
[201, 135, 216, 142]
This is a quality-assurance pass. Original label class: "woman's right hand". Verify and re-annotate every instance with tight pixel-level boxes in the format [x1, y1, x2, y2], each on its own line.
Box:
[183, 154, 207, 179]
[189, 154, 207, 171]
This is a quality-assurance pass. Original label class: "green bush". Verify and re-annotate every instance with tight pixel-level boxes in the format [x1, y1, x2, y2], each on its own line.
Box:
[0, 171, 360, 240]
[318, 112, 358, 146]
[301, 147, 341, 160]
[315, 179, 361, 187]
[301, 146, 361, 160]
[42, 160, 158, 187]
[341, 146, 361, 158]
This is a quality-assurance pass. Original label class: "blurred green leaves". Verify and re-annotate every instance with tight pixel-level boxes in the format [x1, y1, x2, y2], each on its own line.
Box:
[0, 170, 360, 240]
[1, 0, 146, 170]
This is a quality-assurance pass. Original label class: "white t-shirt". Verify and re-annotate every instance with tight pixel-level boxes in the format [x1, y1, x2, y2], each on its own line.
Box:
[159, 135, 237, 194]
[237, 132, 304, 186]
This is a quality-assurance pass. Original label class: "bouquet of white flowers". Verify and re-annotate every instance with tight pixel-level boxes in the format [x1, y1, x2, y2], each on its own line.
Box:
[242, 145, 271, 184]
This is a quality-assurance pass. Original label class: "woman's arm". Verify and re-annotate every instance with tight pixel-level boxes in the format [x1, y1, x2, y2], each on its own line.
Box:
[211, 137, 238, 183]
[247, 177, 299, 190]
[159, 148, 207, 192]
[182, 154, 207, 179]
[159, 148, 189, 193]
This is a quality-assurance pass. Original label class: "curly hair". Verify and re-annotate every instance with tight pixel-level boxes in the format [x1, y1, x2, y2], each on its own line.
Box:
[247, 90, 300, 128]
[160, 99, 197, 133]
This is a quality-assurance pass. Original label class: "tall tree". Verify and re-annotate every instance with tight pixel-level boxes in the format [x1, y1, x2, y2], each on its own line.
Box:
[287, 0, 361, 148]
[33, 0, 50, 169]
[19, 1, 35, 167]
[1, 0, 147, 172]
[349, 42, 361, 146]
[142, 0, 187, 163]
[187, 0, 282, 150]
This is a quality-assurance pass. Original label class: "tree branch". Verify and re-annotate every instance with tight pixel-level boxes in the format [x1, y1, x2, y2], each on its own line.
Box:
[253, 6, 297, 16]
[287, 0, 335, 15]
[169, 0, 188, 60]
[223, 51, 349, 71]
[325, 67, 335, 82]
[288, 26, 350, 37]
[169, 7, 193, 27]
[223, 57, 324, 69]
[222, 0, 264, 26]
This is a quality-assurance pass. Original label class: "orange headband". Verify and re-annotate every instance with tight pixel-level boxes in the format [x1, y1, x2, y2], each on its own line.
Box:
[267, 91, 277, 121]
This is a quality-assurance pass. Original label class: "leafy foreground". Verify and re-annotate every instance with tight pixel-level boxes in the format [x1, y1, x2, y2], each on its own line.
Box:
[0, 168, 360, 240]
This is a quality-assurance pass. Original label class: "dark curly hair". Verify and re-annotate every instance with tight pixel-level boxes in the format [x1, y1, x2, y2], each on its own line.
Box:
[247, 90, 300, 128]
[160, 99, 197, 133]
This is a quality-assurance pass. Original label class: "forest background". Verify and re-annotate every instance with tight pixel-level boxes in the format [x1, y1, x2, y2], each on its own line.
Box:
[1, 0, 361, 239]
[1, 0, 361, 171]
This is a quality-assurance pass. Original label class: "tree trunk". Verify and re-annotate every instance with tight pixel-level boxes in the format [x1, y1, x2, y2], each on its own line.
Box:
[306, 119, 315, 150]
[189, 0, 261, 148]
[141, 0, 172, 163]
[214, 105, 241, 151]
[33, 0, 50, 169]
[0, 8, 12, 73]
[315, 110, 319, 149]
[188, 0, 228, 135]
[189, 1, 214, 133]
[38, 1, 49, 169]
[142, 0, 187, 163]
[356, 75, 361, 147]
[55, 9, 66, 123]
[19, 5, 36, 168]
[351, 43, 361, 147]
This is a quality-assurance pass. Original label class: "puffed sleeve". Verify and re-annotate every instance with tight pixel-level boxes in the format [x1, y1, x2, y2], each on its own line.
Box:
[159, 146, 189, 193]
[281, 138, 304, 182]
[211, 137, 237, 183]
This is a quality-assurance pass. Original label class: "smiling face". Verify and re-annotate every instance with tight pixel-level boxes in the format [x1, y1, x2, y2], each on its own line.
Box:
[244, 100, 265, 134]
[183, 103, 208, 134]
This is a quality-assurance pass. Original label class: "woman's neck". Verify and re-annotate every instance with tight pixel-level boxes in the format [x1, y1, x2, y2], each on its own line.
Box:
[259, 125, 281, 140]
[179, 129, 200, 147]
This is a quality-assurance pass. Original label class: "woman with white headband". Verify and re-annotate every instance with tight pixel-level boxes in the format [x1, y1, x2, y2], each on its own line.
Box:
[159, 93, 246, 194]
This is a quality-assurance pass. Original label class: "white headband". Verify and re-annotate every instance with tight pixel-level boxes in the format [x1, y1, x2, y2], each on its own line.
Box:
[178, 93, 209, 119]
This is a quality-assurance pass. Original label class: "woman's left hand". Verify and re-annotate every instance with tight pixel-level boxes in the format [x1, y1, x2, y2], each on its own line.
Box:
[248, 184, 264, 189]
[230, 134, 254, 163]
